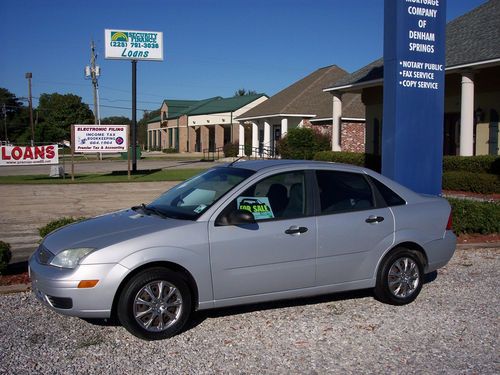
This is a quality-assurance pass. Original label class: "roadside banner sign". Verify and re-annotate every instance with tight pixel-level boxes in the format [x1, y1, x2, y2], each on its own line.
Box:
[104, 29, 163, 61]
[0, 144, 59, 166]
[73, 125, 129, 153]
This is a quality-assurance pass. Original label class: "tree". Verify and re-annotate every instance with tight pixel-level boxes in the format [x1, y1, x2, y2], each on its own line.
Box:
[0, 87, 29, 143]
[35, 93, 94, 143]
[101, 116, 131, 125]
[233, 88, 258, 97]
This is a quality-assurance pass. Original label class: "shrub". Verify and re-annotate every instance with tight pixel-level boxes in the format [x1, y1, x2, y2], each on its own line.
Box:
[162, 148, 177, 154]
[443, 171, 500, 194]
[279, 128, 330, 160]
[39, 217, 86, 239]
[244, 144, 253, 157]
[448, 198, 500, 234]
[313, 151, 381, 171]
[0, 241, 12, 274]
[223, 142, 239, 157]
[443, 155, 500, 175]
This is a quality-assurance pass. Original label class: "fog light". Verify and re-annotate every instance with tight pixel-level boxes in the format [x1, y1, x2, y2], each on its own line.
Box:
[77, 280, 99, 288]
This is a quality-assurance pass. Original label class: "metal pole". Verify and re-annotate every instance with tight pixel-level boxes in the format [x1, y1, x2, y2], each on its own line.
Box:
[25, 72, 34, 145]
[131, 60, 137, 172]
[2, 103, 7, 142]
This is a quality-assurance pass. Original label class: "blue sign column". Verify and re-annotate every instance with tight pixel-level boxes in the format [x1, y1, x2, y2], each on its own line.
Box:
[382, 0, 446, 195]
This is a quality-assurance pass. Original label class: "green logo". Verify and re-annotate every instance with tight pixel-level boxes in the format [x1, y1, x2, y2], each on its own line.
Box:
[111, 32, 129, 42]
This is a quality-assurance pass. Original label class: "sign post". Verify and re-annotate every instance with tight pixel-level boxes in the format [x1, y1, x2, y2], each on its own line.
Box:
[382, 0, 446, 195]
[104, 29, 164, 173]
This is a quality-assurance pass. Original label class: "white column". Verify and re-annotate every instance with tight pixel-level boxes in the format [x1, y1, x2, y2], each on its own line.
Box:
[281, 118, 288, 137]
[460, 72, 475, 156]
[331, 94, 342, 151]
[252, 122, 259, 157]
[238, 123, 245, 156]
[263, 120, 271, 151]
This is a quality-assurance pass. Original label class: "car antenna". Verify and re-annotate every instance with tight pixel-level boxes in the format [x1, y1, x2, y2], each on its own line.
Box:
[228, 156, 245, 167]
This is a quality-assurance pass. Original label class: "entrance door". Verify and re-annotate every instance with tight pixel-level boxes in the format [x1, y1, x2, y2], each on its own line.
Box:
[444, 113, 460, 155]
[272, 125, 281, 155]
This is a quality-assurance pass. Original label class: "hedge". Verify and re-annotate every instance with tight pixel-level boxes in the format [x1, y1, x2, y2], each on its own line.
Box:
[313, 151, 381, 171]
[443, 171, 500, 194]
[223, 142, 239, 157]
[39, 217, 86, 238]
[279, 128, 330, 160]
[448, 198, 500, 234]
[443, 155, 500, 175]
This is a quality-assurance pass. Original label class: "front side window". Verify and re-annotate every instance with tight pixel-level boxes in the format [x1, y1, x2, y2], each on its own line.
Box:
[148, 167, 254, 220]
[226, 171, 307, 222]
[316, 170, 374, 214]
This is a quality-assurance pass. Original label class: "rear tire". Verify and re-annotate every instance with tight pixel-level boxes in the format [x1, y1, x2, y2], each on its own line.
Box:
[117, 268, 192, 340]
[374, 248, 424, 305]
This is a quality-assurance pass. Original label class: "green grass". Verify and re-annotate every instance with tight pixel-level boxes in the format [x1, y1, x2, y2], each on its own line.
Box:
[0, 168, 207, 184]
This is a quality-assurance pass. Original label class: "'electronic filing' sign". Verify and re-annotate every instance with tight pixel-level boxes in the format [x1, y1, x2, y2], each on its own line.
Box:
[382, 0, 446, 195]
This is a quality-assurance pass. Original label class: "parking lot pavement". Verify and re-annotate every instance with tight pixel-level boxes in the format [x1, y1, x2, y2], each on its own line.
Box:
[0, 247, 498, 374]
[0, 158, 216, 176]
[0, 182, 177, 263]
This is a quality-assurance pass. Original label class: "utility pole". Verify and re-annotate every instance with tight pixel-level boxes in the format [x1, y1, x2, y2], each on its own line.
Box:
[25, 72, 34, 145]
[2, 103, 7, 143]
[85, 40, 101, 125]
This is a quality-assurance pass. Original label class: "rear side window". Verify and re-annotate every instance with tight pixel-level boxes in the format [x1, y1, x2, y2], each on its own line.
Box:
[316, 170, 374, 214]
[369, 176, 406, 206]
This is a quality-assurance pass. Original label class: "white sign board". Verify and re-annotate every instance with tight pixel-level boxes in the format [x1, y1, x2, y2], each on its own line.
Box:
[0, 145, 59, 166]
[73, 125, 129, 153]
[104, 29, 163, 61]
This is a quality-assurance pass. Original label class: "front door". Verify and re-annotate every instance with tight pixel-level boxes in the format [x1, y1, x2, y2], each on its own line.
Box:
[209, 170, 316, 300]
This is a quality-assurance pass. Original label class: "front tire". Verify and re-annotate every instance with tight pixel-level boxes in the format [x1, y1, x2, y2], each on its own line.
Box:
[117, 268, 192, 340]
[374, 248, 424, 305]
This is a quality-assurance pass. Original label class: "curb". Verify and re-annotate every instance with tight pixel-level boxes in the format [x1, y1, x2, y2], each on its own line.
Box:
[456, 242, 500, 249]
[0, 283, 30, 295]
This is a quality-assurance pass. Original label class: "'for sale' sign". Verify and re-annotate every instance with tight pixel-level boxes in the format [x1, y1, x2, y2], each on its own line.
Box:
[0, 145, 59, 166]
[73, 125, 128, 153]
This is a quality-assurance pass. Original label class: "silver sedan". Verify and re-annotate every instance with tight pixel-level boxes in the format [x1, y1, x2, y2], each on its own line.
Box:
[29, 160, 456, 340]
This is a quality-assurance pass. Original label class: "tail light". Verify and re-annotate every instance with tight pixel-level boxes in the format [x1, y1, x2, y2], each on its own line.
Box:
[446, 210, 453, 231]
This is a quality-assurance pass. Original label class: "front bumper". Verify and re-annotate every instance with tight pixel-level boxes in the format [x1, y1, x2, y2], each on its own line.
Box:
[29, 256, 129, 318]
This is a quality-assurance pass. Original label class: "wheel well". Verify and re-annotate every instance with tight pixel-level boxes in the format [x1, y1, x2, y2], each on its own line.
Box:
[111, 262, 199, 320]
[387, 242, 428, 268]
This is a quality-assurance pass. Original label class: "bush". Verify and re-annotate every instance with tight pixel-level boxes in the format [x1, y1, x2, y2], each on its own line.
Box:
[448, 198, 500, 234]
[223, 142, 239, 157]
[39, 217, 86, 239]
[443, 155, 500, 175]
[313, 151, 381, 171]
[162, 148, 177, 154]
[0, 241, 12, 274]
[279, 128, 330, 160]
[244, 144, 253, 157]
[443, 171, 500, 194]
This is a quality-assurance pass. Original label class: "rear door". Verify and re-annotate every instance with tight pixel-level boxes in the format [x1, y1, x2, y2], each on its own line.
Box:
[314, 170, 395, 285]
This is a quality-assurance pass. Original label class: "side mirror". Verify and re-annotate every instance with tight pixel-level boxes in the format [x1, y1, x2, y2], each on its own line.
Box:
[227, 209, 256, 225]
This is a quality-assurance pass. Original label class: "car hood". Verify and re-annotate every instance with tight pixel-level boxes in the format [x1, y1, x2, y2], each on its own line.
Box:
[42, 209, 188, 255]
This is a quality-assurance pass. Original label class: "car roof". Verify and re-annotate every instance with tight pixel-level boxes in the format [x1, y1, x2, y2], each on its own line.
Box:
[224, 159, 365, 172]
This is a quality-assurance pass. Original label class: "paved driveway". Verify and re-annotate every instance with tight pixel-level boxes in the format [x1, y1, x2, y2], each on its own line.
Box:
[0, 182, 177, 263]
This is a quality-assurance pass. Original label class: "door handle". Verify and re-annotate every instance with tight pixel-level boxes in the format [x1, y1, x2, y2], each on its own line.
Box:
[285, 226, 308, 235]
[365, 215, 384, 224]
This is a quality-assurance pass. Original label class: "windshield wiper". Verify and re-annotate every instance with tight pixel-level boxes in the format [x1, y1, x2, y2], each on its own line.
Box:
[132, 203, 168, 219]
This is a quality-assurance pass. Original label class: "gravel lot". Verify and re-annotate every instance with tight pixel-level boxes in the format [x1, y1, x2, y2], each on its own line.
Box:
[0, 247, 498, 374]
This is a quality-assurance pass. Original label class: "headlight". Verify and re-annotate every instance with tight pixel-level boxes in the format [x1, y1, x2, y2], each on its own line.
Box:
[49, 248, 96, 269]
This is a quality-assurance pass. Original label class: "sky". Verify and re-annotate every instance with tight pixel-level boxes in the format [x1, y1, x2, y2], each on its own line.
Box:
[0, 0, 488, 119]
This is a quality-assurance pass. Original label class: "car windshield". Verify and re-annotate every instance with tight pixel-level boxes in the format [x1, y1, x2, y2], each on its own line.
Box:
[147, 167, 254, 220]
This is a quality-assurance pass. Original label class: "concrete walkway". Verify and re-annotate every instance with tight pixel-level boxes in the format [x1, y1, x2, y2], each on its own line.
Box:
[0, 182, 178, 263]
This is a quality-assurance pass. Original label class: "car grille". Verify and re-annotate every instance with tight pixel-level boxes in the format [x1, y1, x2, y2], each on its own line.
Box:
[46, 296, 73, 309]
[36, 245, 54, 265]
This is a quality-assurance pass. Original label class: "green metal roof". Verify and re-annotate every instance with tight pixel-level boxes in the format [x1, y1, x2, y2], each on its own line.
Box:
[148, 94, 267, 122]
[187, 94, 267, 115]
